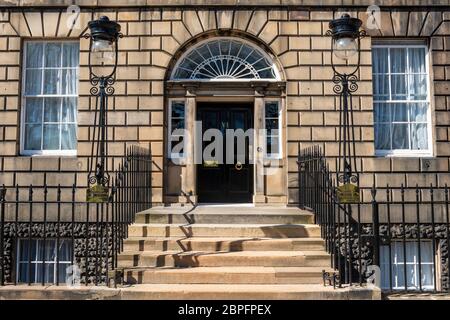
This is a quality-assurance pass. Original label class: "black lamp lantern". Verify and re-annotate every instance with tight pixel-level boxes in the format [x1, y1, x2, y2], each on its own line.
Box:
[328, 14, 363, 63]
[84, 16, 122, 202]
[326, 14, 365, 204]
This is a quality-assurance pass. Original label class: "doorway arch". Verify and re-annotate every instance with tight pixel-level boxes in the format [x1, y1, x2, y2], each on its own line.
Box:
[163, 32, 287, 205]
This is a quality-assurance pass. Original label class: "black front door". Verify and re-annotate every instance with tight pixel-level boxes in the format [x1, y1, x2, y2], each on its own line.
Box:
[197, 103, 253, 203]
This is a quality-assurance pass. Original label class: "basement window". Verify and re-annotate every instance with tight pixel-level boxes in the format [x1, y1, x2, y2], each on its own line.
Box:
[16, 239, 72, 284]
[380, 241, 435, 291]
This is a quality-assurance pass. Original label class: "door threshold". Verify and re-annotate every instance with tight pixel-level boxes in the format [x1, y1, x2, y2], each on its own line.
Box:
[196, 203, 255, 208]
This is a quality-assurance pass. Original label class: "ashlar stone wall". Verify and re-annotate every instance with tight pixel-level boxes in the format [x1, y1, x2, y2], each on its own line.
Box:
[0, 7, 449, 208]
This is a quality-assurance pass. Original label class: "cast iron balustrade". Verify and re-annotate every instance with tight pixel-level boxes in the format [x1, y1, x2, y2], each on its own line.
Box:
[298, 146, 450, 293]
[0, 145, 151, 286]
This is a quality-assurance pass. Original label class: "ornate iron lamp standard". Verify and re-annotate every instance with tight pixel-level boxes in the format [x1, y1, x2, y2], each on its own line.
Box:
[84, 16, 122, 202]
[326, 14, 366, 204]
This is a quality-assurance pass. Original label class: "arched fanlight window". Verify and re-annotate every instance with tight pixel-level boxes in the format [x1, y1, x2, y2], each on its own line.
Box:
[171, 37, 280, 81]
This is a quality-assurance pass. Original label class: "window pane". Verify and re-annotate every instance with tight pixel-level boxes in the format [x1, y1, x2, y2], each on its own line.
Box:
[45, 43, 61, 68]
[44, 263, 55, 283]
[171, 103, 185, 118]
[58, 263, 71, 284]
[61, 124, 77, 150]
[62, 97, 77, 122]
[43, 124, 60, 150]
[171, 137, 184, 155]
[25, 70, 42, 95]
[18, 263, 30, 283]
[374, 103, 390, 123]
[265, 119, 278, 130]
[392, 124, 409, 149]
[390, 48, 406, 73]
[380, 246, 391, 289]
[43, 97, 61, 123]
[25, 98, 43, 123]
[391, 104, 408, 122]
[25, 124, 42, 150]
[408, 74, 427, 100]
[391, 75, 407, 100]
[411, 123, 428, 150]
[374, 123, 391, 150]
[408, 48, 426, 74]
[26, 43, 43, 68]
[58, 240, 72, 261]
[409, 103, 427, 122]
[19, 239, 31, 262]
[43, 69, 60, 94]
[43, 240, 56, 261]
[266, 136, 279, 155]
[260, 68, 276, 79]
[61, 69, 77, 95]
[406, 264, 418, 289]
[63, 43, 79, 68]
[372, 48, 389, 73]
[171, 119, 184, 130]
[266, 137, 272, 154]
[265, 103, 279, 118]
[420, 264, 434, 289]
[373, 74, 389, 99]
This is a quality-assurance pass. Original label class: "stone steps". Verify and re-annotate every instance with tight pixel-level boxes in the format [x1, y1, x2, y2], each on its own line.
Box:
[123, 266, 334, 285]
[128, 223, 321, 238]
[118, 250, 331, 268]
[122, 237, 326, 252]
[109, 206, 381, 299]
[134, 207, 314, 224]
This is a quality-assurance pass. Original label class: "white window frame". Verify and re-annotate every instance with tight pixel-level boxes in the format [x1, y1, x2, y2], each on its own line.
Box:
[20, 40, 79, 156]
[372, 43, 433, 158]
[16, 238, 72, 284]
[168, 99, 186, 160]
[380, 240, 435, 291]
[170, 36, 281, 82]
[263, 100, 283, 160]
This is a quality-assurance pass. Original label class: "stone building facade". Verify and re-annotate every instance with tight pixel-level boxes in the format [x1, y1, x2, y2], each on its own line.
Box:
[0, 1, 449, 208]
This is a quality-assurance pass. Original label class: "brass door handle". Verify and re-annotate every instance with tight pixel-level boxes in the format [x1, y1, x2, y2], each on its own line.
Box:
[235, 162, 243, 171]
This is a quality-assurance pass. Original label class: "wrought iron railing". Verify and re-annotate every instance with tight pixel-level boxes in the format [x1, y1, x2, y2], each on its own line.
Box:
[0, 145, 151, 286]
[298, 146, 450, 293]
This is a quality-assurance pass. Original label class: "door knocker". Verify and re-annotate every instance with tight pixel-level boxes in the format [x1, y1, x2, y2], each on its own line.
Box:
[235, 162, 243, 171]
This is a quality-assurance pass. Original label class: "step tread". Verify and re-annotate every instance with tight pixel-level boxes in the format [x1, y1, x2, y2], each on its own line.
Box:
[136, 212, 313, 216]
[131, 223, 319, 227]
[124, 266, 334, 274]
[119, 250, 330, 258]
[138, 207, 313, 216]
[124, 236, 325, 242]
[118, 283, 351, 293]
